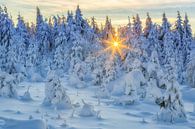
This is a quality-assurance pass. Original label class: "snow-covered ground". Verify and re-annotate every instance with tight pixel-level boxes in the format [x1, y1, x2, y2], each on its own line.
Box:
[0, 76, 195, 129]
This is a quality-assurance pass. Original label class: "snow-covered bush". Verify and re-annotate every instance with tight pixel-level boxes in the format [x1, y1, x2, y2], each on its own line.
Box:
[0, 71, 18, 98]
[114, 69, 146, 105]
[43, 71, 72, 109]
[79, 100, 97, 117]
[21, 87, 32, 101]
[68, 74, 85, 88]
[95, 84, 110, 99]
[126, 69, 147, 99]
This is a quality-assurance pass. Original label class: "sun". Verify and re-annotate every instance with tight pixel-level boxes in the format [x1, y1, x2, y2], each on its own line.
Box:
[113, 41, 119, 47]
[97, 29, 131, 61]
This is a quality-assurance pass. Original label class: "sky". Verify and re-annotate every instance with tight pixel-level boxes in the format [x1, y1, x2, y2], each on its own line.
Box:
[0, 0, 194, 33]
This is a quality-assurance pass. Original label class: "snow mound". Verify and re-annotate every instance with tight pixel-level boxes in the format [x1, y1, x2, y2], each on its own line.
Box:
[68, 74, 85, 88]
[114, 95, 137, 105]
[21, 87, 32, 101]
[79, 100, 97, 117]
[0, 117, 46, 129]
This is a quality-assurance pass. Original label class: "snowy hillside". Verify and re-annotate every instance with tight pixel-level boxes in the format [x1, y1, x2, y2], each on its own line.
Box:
[0, 78, 195, 129]
[0, 5, 195, 129]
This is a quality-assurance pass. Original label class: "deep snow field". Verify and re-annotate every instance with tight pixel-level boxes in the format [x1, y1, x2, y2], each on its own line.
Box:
[0, 76, 195, 129]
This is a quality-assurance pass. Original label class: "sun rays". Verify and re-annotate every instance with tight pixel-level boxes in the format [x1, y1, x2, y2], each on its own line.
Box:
[97, 29, 131, 61]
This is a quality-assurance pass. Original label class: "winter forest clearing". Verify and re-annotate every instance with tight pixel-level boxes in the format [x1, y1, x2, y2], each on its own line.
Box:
[0, 3, 195, 129]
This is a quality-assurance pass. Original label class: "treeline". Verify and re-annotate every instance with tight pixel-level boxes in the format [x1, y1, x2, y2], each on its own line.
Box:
[0, 5, 193, 85]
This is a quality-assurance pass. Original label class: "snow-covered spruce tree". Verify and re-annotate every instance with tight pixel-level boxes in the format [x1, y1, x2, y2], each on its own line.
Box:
[183, 13, 193, 68]
[125, 16, 132, 40]
[123, 50, 136, 72]
[48, 16, 59, 54]
[162, 31, 175, 67]
[92, 55, 106, 86]
[146, 50, 165, 99]
[158, 13, 171, 65]
[15, 14, 29, 68]
[174, 11, 184, 41]
[26, 38, 38, 68]
[0, 71, 18, 98]
[91, 16, 99, 34]
[159, 13, 171, 40]
[52, 19, 68, 72]
[75, 5, 95, 43]
[0, 7, 14, 72]
[173, 11, 185, 83]
[157, 58, 186, 123]
[130, 15, 143, 51]
[35, 7, 51, 66]
[146, 24, 159, 56]
[143, 12, 152, 38]
[66, 10, 76, 59]
[132, 14, 142, 37]
[69, 37, 86, 81]
[43, 71, 72, 109]
[101, 16, 113, 40]
[104, 55, 120, 84]
[6, 41, 18, 74]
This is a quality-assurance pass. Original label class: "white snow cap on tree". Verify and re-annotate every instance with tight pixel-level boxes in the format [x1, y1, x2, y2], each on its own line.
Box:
[43, 71, 72, 109]
[0, 71, 18, 98]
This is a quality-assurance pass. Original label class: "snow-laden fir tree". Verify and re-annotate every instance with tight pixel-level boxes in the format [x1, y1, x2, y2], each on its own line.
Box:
[91, 16, 99, 34]
[160, 13, 171, 40]
[15, 14, 29, 68]
[43, 71, 72, 109]
[6, 41, 18, 74]
[146, 50, 165, 98]
[93, 55, 106, 86]
[162, 31, 175, 67]
[52, 19, 68, 72]
[102, 16, 113, 40]
[69, 37, 86, 81]
[0, 7, 14, 72]
[183, 13, 193, 68]
[132, 14, 142, 37]
[157, 58, 186, 123]
[104, 58, 118, 84]
[146, 24, 159, 56]
[75, 5, 94, 43]
[125, 16, 132, 40]
[174, 11, 183, 40]
[143, 12, 152, 38]
[35, 7, 51, 65]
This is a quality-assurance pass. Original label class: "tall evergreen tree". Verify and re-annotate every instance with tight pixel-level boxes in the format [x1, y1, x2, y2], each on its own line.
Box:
[15, 14, 30, 67]
[144, 12, 152, 37]
[183, 13, 193, 67]
[132, 14, 142, 37]
[102, 16, 113, 40]
[160, 13, 171, 40]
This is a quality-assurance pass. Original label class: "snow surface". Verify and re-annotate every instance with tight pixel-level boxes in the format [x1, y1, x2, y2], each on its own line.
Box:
[0, 76, 195, 129]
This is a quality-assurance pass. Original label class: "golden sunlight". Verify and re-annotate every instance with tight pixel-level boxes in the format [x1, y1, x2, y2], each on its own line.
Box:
[97, 30, 131, 61]
[113, 41, 119, 47]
